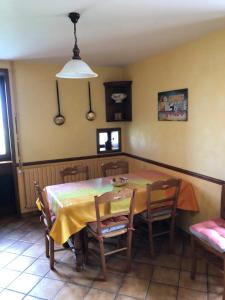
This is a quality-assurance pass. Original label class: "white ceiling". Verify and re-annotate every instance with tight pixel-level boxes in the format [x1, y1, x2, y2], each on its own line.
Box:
[1, 0, 225, 66]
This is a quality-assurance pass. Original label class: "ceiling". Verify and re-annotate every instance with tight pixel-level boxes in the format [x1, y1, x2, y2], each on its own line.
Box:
[1, 0, 225, 66]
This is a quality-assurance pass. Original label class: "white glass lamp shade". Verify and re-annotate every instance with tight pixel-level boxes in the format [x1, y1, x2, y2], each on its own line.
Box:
[56, 59, 98, 79]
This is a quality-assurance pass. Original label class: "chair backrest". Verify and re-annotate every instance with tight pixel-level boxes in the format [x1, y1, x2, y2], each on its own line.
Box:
[34, 181, 52, 230]
[94, 188, 136, 235]
[221, 184, 225, 219]
[101, 161, 128, 177]
[60, 165, 89, 183]
[146, 179, 181, 220]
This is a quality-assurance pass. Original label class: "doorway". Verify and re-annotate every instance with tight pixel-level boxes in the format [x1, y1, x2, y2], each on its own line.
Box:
[0, 69, 19, 216]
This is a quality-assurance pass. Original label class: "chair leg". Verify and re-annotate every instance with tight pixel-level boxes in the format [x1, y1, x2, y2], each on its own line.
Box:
[148, 221, 154, 257]
[45, 232, 50, 258]
[169, 218, 176, 253]
[191, 235, 197, 280]
[117, 236, 121, 249]
[49, 237, 55, 270]
[74, 232, 84, 272]
[127, 230, 133, 272]
[223, 257, 225, 300]
[83, 229, 89, 265]
[99, 239, 107, 280]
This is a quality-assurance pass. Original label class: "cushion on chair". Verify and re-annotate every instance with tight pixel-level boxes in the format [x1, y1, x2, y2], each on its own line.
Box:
[88, 215, 128, 234]
[140, 209, 172, 221]
[190, 218, 225, 253]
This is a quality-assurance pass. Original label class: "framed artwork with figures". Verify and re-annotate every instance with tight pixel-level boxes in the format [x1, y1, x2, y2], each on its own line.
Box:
[158, 88, 188, 121]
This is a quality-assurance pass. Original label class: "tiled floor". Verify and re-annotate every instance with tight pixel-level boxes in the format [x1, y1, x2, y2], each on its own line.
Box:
[0, 215, 223, 300]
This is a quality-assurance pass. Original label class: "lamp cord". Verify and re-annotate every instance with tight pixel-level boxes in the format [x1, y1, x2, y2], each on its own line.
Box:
[74, 22, 77, 50]
[72, 22, 81, 59]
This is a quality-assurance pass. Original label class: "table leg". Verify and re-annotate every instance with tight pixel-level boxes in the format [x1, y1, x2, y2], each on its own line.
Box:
[74, 231, 84, 272]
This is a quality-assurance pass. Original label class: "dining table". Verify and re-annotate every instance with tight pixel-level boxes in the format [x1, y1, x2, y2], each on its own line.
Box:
[43, 169, 199, 271]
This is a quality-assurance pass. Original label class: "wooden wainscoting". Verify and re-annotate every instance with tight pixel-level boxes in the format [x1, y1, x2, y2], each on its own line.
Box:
[18, 154, 126, 213]
[124, 154, 222, 231]
[18, 151, 223, 231]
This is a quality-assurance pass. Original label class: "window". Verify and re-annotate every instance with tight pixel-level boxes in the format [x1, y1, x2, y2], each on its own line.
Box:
[0, 75, 11, 161]
[97, 128, 121, 154]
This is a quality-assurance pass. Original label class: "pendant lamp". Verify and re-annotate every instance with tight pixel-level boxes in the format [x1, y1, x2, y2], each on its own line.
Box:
[56, 12, 98, 79]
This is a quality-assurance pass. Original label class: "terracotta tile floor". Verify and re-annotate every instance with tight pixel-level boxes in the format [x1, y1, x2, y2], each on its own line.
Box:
[0, 215, 223, 300]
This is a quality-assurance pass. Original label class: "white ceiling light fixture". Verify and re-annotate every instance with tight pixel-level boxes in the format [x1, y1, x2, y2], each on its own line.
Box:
[56, 12, 98, 79]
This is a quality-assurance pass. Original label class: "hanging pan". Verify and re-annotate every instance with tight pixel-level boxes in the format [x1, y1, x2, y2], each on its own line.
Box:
[86, 81, 96, 121]
[54, 80, 65, 125]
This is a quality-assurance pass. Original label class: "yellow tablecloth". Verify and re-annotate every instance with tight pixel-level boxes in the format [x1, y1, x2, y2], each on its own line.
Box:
[43, 170, 198, 244]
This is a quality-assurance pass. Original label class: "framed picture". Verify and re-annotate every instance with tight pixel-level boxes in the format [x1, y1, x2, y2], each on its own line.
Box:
[158, 88, 188, 121]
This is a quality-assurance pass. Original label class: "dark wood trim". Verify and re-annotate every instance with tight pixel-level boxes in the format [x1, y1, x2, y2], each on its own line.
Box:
[124, 153, 225, 185]
[0, 68, 21, 215]
[16, 151, 224, 186]
[17, 152, 125, 167]
[103, 81, 132, 87]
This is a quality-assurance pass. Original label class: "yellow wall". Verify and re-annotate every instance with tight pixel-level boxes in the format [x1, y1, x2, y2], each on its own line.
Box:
[12, 61, 125, 162]
[124, 29, 225, 228]
[0, 60, 11, 69]
[124, 29, 225, 180]
[3, 29, 225, 227]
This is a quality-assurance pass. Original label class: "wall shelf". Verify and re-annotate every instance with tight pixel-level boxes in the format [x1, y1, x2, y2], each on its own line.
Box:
[104, 81, 132, 122]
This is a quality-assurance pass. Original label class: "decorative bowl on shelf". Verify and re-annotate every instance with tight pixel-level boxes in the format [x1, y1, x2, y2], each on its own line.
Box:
[111, 177, 128, 187]
[111, 93, 127, 103]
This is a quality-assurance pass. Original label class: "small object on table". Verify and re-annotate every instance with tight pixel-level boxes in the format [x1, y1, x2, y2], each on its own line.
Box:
[111, 177, 128, 187]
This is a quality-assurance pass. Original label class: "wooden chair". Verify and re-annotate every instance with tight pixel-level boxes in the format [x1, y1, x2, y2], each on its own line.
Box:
[140, 178, 181, 256]
[34, 181, 73, 270]
[86, 188, 136, 280]
[60, 165, 89, 183]
[190, 184, 225, 300]
[101, 161, 128, 177]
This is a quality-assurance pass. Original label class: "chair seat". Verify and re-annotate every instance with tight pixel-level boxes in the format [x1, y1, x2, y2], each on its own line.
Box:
[140, 209, 172, 221]
[88, 215, 128, 234]
[190, 218, 225, 253]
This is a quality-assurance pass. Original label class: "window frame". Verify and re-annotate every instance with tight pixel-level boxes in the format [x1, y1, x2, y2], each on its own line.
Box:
[96, 127, 121, 154]
[0, 75, 11, 161]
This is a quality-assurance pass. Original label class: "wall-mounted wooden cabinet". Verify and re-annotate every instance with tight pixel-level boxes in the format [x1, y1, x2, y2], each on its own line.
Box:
[104, 81, 132, 122]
